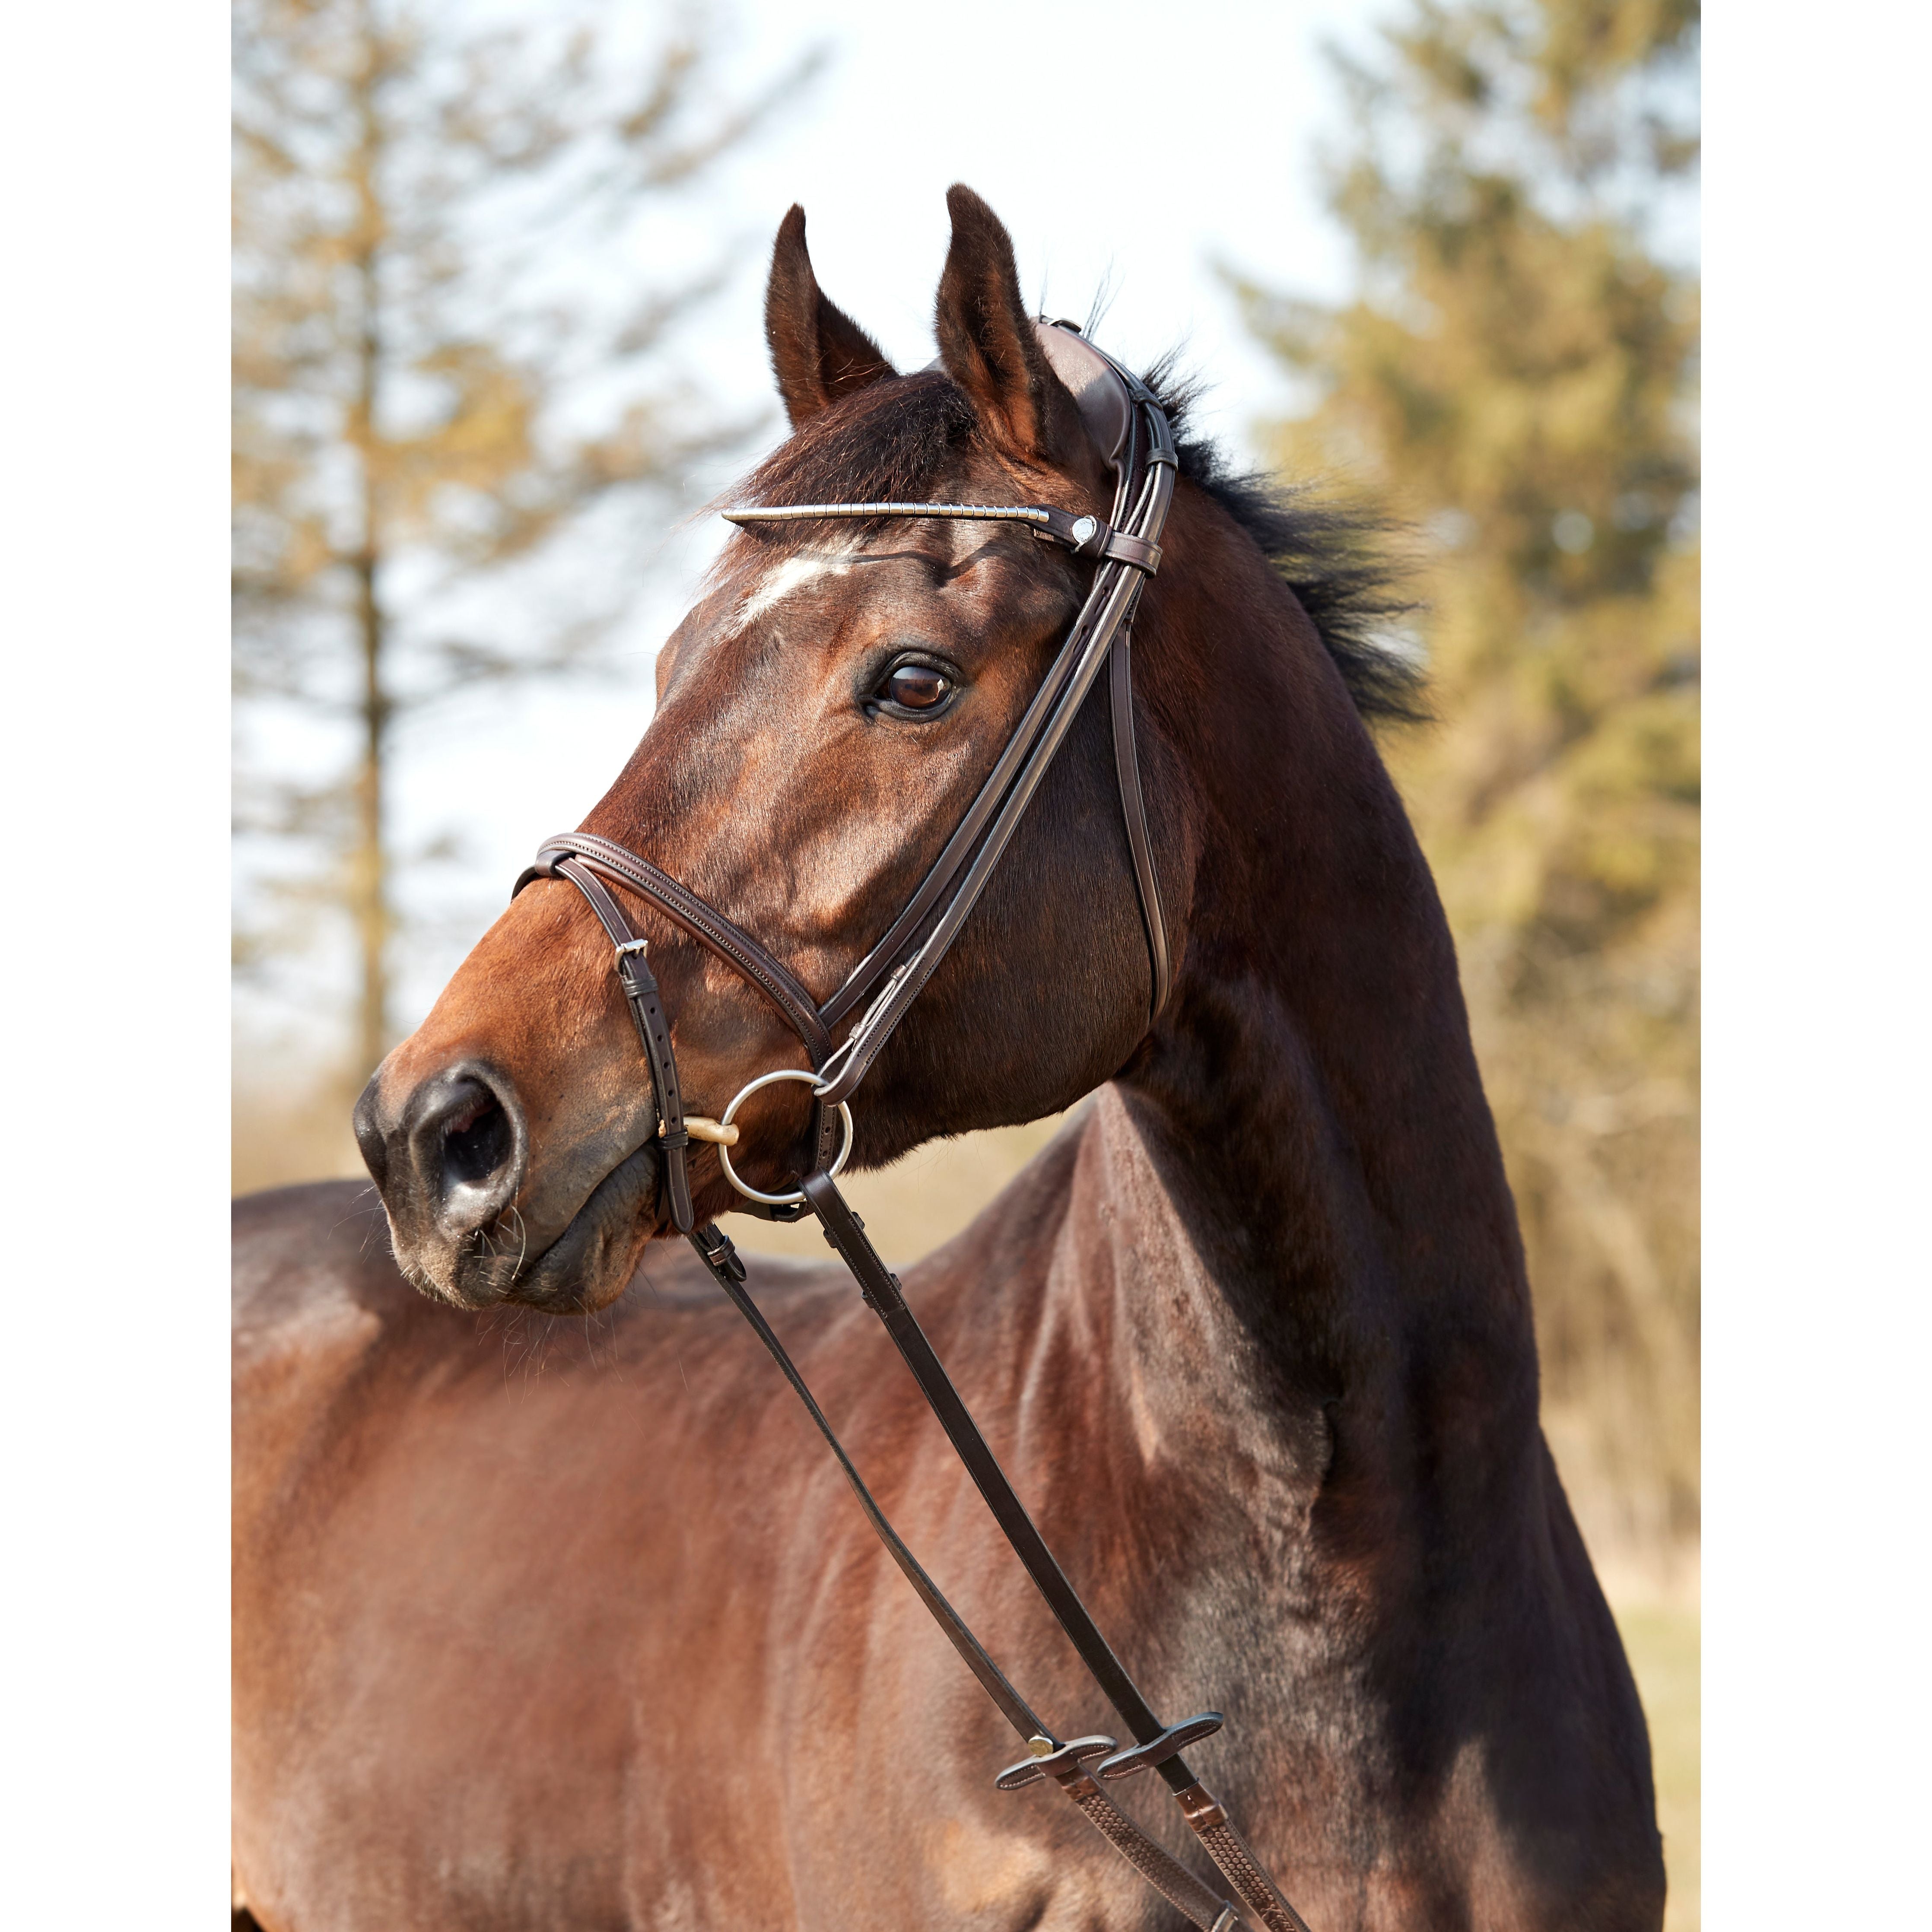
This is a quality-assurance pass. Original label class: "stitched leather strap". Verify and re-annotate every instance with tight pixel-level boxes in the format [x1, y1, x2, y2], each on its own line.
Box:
[1060, 1774, 1239, 1930]
[1099, 529, 1162, 573]
[809, 343, 1177, 1103]
[818, 601, 1106, 1032]
[760, 337, 1176, 1064]
[810, 507, 1162, 1108]
[796, 1171, 1315, 1922]
[521, 833, 833, 1068]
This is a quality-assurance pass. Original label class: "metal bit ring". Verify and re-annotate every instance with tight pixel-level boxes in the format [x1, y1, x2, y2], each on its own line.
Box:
[715, 1067, 855, 1207]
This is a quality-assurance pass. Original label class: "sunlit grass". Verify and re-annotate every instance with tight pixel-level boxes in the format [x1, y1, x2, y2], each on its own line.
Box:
[1617, 1601, 1700, 1932]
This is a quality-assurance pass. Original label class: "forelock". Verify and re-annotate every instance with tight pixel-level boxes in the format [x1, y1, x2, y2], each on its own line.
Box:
[730, 371, 982, 543]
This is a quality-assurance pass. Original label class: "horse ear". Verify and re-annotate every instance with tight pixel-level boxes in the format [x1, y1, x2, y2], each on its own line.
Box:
[933, 184, 1086, 467]
[765, 205, 897, 429]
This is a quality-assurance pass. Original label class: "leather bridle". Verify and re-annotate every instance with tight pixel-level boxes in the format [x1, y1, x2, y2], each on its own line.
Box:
[509, 324, 1312, 1932]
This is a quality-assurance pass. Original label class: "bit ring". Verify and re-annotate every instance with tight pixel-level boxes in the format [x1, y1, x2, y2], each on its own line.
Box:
[715, 1068, 855, 1207]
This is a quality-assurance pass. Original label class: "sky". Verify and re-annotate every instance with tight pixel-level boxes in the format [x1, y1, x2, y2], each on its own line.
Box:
[244, 0, 1398, 1054]
[680, 0, 1385, 452]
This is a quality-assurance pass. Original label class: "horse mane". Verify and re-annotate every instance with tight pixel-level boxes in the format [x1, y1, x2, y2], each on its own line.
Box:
[1146, 357, 1428, 725]
[736, 360, 1427, 726]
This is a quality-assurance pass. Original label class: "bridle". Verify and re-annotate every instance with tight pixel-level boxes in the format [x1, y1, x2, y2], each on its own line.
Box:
[510, 324, 1313, 1932]
[518, 323, 1175, 1178]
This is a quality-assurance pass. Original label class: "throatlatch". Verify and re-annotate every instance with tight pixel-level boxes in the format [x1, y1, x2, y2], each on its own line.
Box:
[514, 325, 1312, 1932]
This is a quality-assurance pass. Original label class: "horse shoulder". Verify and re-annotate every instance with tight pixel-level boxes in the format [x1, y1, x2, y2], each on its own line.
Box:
[233, 1180, 408, 1349]
[232, 1182, 435, 1528]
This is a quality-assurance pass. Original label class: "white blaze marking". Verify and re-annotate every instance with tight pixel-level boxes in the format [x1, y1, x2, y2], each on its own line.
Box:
[731, 540, 864, 632]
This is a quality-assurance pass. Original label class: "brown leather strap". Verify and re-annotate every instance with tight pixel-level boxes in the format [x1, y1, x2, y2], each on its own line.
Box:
[1176, 1784, 1315, 1932]
[774, 342, 1175, 1045]
[809, 347, 1177, 1103]
[796, 1167, 1314, 1922]
[1059, 1774, 1238, 1930]
[549, 857, 695, 1233]
[682, 1223, 1045, 1735]
[1099, 529, 1162, 573]
[817, 573, 1110, 1032]
[522, 833, 833, 1068]
[1109, 627, 1171, 1021]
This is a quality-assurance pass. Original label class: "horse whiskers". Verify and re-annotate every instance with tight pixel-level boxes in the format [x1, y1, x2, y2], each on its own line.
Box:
[493, 1304, 537, 1385]
[489, 1301, 553, 1386]
[458, 1208, 529, 1284]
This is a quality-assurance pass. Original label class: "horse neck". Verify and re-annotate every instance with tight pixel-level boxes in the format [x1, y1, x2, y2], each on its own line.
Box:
[1051, 494, 1545, 1580]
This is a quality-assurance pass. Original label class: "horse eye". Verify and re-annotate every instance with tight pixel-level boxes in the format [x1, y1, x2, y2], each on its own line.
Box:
[883, 663, 952, 711]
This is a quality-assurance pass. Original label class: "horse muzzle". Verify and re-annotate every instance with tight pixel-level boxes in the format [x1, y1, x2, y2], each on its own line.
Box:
[354, 1057, 659, 1311]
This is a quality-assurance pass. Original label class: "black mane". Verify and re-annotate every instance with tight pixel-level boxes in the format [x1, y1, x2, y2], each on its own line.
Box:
[1149, 359, 1427, 725]
[735, 361, 1425, 725]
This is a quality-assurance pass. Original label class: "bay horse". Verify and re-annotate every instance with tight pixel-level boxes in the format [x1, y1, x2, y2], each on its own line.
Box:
[232, 186, 1666, 1929]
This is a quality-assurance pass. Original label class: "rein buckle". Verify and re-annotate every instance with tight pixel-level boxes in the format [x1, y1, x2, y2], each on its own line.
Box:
[1096, 1712, 1225, 1781]
[995, 1734, 1117, 1791]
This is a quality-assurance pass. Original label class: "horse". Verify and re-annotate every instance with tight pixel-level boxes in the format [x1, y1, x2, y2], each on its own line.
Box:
[232, 185, 1667, 1930]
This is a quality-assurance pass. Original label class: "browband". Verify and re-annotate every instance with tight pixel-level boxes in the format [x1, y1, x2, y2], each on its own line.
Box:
[721, 500, 1163, 576]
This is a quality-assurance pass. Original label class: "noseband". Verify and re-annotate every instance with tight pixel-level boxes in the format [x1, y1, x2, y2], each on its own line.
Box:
[510, 325, 1312, 1932]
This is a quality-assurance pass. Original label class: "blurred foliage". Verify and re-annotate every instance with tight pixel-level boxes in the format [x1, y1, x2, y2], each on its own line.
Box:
[233, 0, 815, 1076]
[1234, 0, 1700, 1557]
[1618, 1601, 1700, 1928]
[232, 1058, 369, 1198]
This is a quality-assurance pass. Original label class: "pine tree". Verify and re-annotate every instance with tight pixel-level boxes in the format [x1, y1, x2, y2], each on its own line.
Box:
[233, 0, 813, 1079]
[1236, 0, 1700, 1559]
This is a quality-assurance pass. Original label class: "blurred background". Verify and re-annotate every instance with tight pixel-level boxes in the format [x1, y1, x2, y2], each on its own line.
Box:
[234, 0, 1697, 1916]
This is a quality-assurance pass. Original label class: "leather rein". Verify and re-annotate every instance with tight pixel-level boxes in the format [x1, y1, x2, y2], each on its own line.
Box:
[510, 324, 1312, 1932]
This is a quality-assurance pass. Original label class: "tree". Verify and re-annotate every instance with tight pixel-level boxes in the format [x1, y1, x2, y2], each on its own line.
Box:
[233, 0, 814, 1079]
[1234, 0, 1700, 1558]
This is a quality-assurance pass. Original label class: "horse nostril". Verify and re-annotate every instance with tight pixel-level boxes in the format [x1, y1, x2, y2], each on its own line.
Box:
[442, 1091, 512, 1191]
[398, 1069, 526, 1235]
[442, 1090, 510, 1190]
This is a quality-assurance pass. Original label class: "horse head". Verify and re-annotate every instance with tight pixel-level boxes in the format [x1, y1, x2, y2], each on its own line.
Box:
[353, 187, 1209, 1312]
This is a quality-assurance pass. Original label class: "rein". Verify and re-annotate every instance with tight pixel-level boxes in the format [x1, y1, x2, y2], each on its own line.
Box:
[511, 325, 1312, 1932]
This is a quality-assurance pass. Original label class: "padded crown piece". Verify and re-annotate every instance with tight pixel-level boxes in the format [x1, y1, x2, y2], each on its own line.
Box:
[1032, 321, 1131, 471]
[916, 322, 1129, 472]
